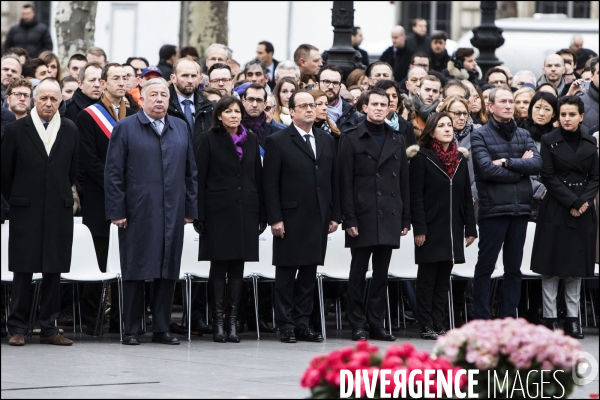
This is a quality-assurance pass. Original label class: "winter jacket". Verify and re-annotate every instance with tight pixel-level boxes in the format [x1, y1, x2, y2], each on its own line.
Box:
[431, 50, 450, 73]
[580, 82, 599, 132]
[444, 60, 482, 88]
[336, 97, 364, 134]
[471, 118, 543, 220]
[3, 19, 52, 58]
[157, 60, 173, 79]
[406, 33, 430, 55]
[380, 46, 414, 83]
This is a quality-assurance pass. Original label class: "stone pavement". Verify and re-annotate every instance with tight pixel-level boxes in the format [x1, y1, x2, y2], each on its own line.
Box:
[1, 318, 598, 398]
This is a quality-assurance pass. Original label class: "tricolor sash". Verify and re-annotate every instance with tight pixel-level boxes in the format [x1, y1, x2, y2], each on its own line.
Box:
[84, 103, 117, 139]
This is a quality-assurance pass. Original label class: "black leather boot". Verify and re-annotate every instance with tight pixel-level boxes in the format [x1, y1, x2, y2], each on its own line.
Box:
[209, 279, 227, 343]
[564, 317, 584, 339]
[226, 279, 243, 343]
[545, 318, 559, 331]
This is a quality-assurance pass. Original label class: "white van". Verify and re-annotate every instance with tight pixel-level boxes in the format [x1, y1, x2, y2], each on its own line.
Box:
[457, 14, 599, 78]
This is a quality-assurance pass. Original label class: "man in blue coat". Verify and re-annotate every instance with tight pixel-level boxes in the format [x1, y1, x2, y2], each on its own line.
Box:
[105, 77, 198, 345]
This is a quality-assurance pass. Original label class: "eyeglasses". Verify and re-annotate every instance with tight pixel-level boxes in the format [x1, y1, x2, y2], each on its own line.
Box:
[448, 111, 469, 118]
[264, 105, 273, 112]
[320, 80, 341, 88]
[10, 92, 30, 99]
[210, 78, 231, 85]
[293, 103, 317, 110]
[244, 97, 265, 104]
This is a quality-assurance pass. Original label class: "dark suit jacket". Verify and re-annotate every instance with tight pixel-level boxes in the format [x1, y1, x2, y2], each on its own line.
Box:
[267, 59, 280, 91]
[262, 125, 341, 266]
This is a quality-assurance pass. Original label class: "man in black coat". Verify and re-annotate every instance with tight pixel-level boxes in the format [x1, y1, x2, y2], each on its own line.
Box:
[2, 78, 78, 346]
[241, 83, 281, 147]
[2, 5, 52, 58]
[471, 86, 542, 320]
[64, 63, 103, 123]
[263, 90, 341, 343]
[430, 31, 450, 73]
[379, 26, 414, 83]
[76, 63, 136, 335]
[167, 58, 214, 148]
[338, 88, 410, 341]
[256, 41, 279, 91]
[351, 27, 370, 68]
[406, 18, 430, 55]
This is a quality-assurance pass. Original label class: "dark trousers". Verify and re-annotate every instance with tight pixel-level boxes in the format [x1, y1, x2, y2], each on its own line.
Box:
[347, 246, 393, 329]
[123, 278, 175, 334]
[208, 261, 244, 279]
[274, 265, 317, 330]
[473, 216, 528, 319]
[80, 236, 119, 329]
[416, 261, 453, 327]
[8, 272, 61, 337]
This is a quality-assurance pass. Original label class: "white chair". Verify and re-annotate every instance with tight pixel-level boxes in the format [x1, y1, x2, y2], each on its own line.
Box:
[61, 224, 121, 337]
[1, 222, 43, 334]
[247, 230, 277, 340]
[74, 217, 83, 224]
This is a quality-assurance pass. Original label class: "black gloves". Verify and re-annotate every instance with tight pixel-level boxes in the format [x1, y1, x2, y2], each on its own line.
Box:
[259, 221, 268, 235]
[194, 221, 205, 236]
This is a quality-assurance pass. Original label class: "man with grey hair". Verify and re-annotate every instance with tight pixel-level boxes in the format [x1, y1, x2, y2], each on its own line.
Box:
[3, 77, 79, 346]
[205, 43, 229, 72]
[274, 60, 300, 83]
[244, 58, 272, 93]
[512, 70, 536, 89]
[105, 77, 198, 345]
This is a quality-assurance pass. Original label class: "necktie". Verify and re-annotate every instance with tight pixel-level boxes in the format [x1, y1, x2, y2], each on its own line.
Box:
[43, 122, 49, 130]
[182, 99, 194, 131]
[303, 134, 315, 158]
[153, 120, 163, 135]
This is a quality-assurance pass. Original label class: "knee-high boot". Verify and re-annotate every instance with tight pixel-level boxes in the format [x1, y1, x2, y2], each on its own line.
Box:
[226, 279, 243, 343]
[209, 279, 227, 343]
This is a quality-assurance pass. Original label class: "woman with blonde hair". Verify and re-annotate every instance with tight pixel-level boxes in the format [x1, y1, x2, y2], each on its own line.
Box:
[308, 89, 340, 138]
[39, 51, 62, 81]
[273, 76, 298, 126]
[513, 87, 535, 124]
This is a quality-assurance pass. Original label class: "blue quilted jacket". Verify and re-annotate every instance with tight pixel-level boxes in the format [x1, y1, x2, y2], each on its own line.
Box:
[471, 118, 542, 220]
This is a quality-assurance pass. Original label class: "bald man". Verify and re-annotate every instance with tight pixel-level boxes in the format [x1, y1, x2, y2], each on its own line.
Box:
[539, 54, 567, 95]
[380, 25, 414, 83]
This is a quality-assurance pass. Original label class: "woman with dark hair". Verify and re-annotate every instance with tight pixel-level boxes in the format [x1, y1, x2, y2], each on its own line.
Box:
[536, 83, 559, 97]
[194, 95, 266, 343]
[39, 50, 62, 81]
[273, 76, 298, 126]
[531, 96, 599, 339]
[373, 79, 416, 146]
[409, 112, 477, 339]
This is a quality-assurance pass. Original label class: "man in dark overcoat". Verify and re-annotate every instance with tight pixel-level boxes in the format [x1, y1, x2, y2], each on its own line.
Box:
[262, 90, 341, 343]
[104, 77, 198, 345]
[2, 78, 78, 346]
[77, 63, 136, 335]
[338, 88, 411, 342]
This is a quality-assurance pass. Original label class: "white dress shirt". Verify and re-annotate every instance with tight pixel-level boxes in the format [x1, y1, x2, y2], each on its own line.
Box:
[294, 124, 316, 155]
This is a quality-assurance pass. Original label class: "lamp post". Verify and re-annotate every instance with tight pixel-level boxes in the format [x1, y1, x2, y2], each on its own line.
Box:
[322, 1, 364, 79]
[470, 1, 505, 78]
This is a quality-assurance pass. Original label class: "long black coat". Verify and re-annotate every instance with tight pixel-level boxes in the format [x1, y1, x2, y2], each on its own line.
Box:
[338, 121, 411, 248]
[167, 85, 214, 148]
[262, 125, 341, 266]
[531, 128, 599, 277]
[2, 19, 52, 57]
[77, 101, 135, 237]
[195, 129, 264, 261]
[104, 112, 198, 281]
[1, 115, 79, 273]
[409, 146, 477, 264]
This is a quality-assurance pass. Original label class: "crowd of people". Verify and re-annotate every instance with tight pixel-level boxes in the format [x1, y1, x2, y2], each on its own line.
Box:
[1, 5, 598, 348]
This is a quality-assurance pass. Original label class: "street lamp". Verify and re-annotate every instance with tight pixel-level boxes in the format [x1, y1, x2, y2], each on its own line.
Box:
[322, 1, 364, 79]
[470, 1, 505, 78]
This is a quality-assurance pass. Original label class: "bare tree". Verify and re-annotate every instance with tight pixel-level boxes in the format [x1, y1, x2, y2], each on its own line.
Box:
[180, 1, 228, 61]
[55, 1, 98, 70]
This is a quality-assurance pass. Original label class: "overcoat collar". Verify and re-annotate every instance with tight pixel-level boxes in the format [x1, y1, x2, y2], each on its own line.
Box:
[356, 120, 402, 168]
[136, 109, 173, 137]
[23, 114, 67, 162]
[545, 128, 596, 173]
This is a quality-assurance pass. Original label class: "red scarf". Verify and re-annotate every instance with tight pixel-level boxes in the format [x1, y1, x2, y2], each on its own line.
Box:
[431, 139, 460, 178]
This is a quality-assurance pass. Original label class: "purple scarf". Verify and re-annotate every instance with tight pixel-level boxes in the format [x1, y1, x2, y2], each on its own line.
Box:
[242, 109, 267, 140]
[229, 125, 248, 160]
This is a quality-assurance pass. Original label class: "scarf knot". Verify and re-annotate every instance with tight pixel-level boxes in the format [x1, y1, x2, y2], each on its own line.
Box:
[431, 139, 460, 178]
[229, 125, 248, 160]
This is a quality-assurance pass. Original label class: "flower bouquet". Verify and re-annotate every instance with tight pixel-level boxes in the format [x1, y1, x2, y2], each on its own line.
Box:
[301, 341, 466, 398]
[434, 318, 583, 398]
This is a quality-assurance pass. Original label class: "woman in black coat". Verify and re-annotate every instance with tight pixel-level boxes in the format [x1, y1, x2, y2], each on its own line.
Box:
[195, 96, 265, 343]
[531, 96, 599, 339]
[409, 113, 477, 340]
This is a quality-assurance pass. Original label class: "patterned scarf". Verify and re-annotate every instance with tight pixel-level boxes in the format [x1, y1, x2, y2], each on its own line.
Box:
[385, 112, 399, 131]
[242, 109, 267, 140]
[327, 96, 344, 124]
[316, 119, 331, 134]
[229, 125, 248, 160]
[454, 120, 473, 142]
[431, 139, 460, 179]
